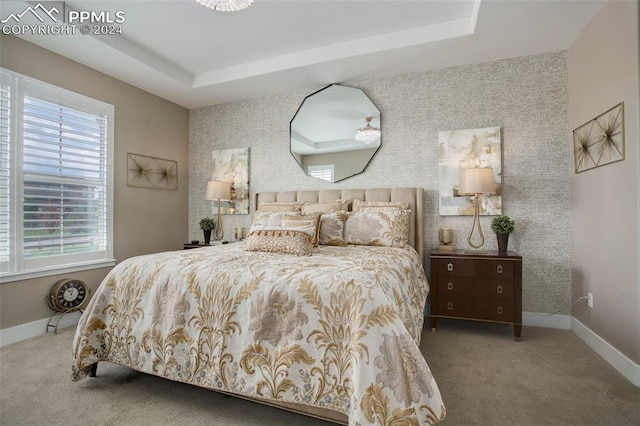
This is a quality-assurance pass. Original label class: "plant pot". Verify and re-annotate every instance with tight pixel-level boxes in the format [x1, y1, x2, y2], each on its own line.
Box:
[497, 233, 509, 253]
[203, 229, 212, 245]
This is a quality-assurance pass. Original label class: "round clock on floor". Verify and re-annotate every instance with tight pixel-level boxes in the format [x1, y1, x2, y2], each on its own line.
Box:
[48, 279, 90, 312]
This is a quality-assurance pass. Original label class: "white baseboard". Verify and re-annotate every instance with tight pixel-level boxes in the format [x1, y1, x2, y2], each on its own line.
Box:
[570, 317, 640, 387]
[0, 311, 81, 348]
[522, 311, 571, 329]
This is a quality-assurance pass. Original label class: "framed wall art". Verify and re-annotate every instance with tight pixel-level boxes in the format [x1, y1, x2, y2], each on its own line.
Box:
[573, 102, 624, 173]
[212, 147, 250, 214]
[438, 127, 502, 216]
[127, 153, 178, 190]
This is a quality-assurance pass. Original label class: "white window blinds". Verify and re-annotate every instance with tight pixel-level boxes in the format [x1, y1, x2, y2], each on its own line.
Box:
[308, 164, 334, 182]
[0, 83, 10, 267]
[0, 68, 114, 280]
[22, 95, 108, 259]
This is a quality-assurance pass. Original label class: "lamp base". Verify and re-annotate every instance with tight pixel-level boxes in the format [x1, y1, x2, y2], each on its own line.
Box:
[438, 244, 454, 252]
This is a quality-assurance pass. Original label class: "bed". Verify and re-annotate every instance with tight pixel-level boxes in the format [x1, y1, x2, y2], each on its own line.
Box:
[71, 188, 446, 425]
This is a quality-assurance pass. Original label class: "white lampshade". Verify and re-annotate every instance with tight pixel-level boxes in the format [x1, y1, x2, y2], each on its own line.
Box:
[458, 167, 496, 195]
[205, 181, 231, 201]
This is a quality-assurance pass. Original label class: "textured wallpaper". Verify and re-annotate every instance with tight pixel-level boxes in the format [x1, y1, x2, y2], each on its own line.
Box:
[189, 51, 571, 314]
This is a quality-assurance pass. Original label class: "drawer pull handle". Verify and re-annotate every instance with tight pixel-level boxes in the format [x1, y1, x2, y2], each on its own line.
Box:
[447, 282, 454, 291]
[447, 262, 454, 272]
[497, 306, 503, 315]
[497, 285, 503, 294]
[447, 302, 453, 311]
[497, 264, 503, 274]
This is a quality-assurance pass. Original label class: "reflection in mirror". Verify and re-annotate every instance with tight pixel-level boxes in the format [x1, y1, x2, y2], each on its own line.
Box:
[290, 84, 381, 183]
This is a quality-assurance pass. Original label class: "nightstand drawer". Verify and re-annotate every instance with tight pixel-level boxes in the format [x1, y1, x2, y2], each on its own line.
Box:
[437, 258, 482, 277]
[481, 260, 514, 278]
[473, 300, 514, 322]
[437, 277, 472, 297]
[437, 258, 514, 279]
[437, 297, 472, 318]
[439, 277, 513, 300]
[473, 279, 513, 300]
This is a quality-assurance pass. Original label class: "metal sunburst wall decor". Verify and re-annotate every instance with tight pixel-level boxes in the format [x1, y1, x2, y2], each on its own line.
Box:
[573, 102, 625, 173]
[127, 153, 178, 190]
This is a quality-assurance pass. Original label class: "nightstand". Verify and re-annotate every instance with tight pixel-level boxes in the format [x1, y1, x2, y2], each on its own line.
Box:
[183, 241, 236, 250]
[183, 243, 210, 250]
[429, 250, 523, 341]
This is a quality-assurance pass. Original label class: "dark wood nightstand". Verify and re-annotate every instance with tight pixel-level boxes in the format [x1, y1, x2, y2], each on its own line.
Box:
[183, 241, 236, 249]
[183, 243, 210, 250]
[429, 250, 523, 341]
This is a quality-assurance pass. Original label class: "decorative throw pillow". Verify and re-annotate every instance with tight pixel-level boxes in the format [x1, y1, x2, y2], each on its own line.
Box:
[250, 211, 292, 230]
[344, 209, 409, 248]
[244, 228, 315, 256]
[258, 202, 303, 212]
[352, 199, 410, 212]
[282, 212, 321, 246]
[301, 199, 349, 215]
[318, 211, 349, 246]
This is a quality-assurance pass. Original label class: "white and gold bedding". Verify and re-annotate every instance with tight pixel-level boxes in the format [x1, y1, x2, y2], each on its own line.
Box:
[71, 243, 445, 425]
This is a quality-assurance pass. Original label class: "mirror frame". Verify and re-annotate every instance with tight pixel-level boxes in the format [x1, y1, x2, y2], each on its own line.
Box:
[289, 83, 381, 183]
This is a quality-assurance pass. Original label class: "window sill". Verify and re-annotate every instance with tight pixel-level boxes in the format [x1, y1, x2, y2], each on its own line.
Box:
[0, 259, 117, 283]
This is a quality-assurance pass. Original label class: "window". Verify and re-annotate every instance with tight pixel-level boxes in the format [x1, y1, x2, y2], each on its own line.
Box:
[307, 164, 334, 182]
[0, 68, 114, 281]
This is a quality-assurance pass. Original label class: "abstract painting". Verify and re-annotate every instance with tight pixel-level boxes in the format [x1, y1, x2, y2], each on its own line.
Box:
[438, 127, 502, 216]
[573, 102, 625, 173]
[127, 153, 178, 190]
[212, 147, 250, 214]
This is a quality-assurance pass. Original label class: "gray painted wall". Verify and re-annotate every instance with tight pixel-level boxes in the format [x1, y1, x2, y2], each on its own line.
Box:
[0, 35, 190, 330]
[189, 51, 571, 315]
[568, 0, 639, 363]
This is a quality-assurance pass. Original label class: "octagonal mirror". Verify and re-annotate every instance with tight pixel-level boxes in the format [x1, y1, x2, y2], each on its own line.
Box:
[290, 84, 381, 183]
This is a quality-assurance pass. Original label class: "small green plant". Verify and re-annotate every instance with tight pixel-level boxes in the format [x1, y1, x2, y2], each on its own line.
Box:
[491, 215, 514, 234]
[199, 217, 216, 231]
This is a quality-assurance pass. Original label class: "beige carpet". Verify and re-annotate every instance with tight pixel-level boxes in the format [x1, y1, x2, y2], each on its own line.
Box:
[1, 320, 638, 425]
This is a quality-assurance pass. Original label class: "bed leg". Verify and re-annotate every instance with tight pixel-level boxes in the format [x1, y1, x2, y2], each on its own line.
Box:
[90, 363, 98, 377]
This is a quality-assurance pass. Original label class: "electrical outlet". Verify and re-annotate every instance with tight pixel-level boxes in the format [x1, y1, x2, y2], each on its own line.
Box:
[587, 292, 593, 308]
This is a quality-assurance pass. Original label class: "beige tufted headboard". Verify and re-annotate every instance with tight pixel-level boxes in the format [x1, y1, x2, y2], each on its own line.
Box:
[254, 188, 424, 261]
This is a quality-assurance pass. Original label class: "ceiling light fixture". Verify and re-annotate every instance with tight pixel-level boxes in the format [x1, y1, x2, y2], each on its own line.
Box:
[195, 0, 254, 12]
[355, 116, 380, 144]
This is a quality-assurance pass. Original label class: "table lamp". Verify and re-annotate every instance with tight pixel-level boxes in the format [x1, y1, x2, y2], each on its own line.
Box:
[205, 180, 231, 241]
[458, 167, 496, 249]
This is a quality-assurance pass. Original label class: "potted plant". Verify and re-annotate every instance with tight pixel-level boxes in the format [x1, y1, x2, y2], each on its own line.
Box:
[491, 215, 514, 253]
[199, 217, 216, 245]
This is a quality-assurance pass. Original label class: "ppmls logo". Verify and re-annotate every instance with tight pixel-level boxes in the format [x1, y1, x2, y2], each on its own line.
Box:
[1, 2, 64, 24]
[2, 2, 125, 36]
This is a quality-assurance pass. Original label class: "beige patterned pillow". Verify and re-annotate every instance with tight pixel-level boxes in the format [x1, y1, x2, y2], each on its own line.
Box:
[258, 202, 303, 212]
[352, 199, 410, 212]
[301, 199, 349, 215]
[244, 228, 314, 256]
[251, 211, 291, 230]
[318, 211, 349, 246]
[283, 213, 321, 246]
[344, 209, 409, 248]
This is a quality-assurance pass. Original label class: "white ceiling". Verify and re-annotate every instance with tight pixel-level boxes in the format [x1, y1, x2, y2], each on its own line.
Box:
[2, 0, 605, 109]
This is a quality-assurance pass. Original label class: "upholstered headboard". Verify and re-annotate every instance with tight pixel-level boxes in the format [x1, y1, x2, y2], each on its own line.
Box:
[254, 188, 424, 261]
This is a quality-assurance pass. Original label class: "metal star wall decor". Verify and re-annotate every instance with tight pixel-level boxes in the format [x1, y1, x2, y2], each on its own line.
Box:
[573, 102, 624, 173]
[127, 153, 178, 189]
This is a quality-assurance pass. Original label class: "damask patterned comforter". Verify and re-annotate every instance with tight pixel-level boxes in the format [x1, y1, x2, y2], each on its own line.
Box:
[72, 243, 446, 425]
